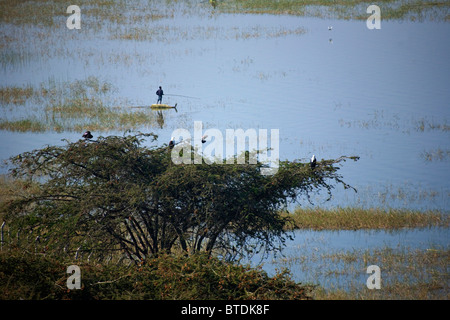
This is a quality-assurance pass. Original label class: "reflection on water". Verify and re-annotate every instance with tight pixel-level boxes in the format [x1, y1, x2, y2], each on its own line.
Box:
[1, 3, 449, 213]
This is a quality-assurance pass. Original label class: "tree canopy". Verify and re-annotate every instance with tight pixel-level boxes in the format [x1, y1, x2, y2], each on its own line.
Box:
[2, 132, 359, 263]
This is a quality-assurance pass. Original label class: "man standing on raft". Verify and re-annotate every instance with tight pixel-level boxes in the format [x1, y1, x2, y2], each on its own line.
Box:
[156, 86, 164, 104]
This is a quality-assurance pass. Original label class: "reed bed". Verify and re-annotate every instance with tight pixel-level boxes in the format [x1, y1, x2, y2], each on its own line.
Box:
[0, 77, 159, 133]
[0, 86, 35, 105]
[220, 0, 450, 21]
[287, 207, 449, 230]
[308, 246, 449, 299]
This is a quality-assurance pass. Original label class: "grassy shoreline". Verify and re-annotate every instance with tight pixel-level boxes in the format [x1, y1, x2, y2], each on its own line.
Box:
[285, 207, 449, 231]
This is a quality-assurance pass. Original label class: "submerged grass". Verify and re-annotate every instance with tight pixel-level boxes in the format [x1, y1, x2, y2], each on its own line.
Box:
[308, 246, 449, 300]
[0, 249, 312, 300]
[287, 207, 449, 230]
[0, 119, 49, 132]
[0, 77, 159, 133]
[0, 175, 40, 205]
[421, 148, 450, 162]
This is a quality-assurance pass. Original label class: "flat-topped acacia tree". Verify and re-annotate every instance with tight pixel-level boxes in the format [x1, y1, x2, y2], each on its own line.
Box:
[3, 132, 359, 263]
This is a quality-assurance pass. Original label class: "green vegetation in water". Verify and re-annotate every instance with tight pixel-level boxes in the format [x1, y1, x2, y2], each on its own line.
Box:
[2, 0, 447, 29]
[1, 0, 138, 27]
[219, 0, 450, 21]
[296, 246, 449, 300]
[0, 77, 159, 133]
[287, 207, 449, 230]
[0, 119, 49, 133]
[0, 249, 312, 300]
[1, 139, 447, 300]
[0, 86, 35, 105]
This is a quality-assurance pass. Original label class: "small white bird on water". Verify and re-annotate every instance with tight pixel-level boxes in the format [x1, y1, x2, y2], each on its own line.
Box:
[328, 26, 333, 31]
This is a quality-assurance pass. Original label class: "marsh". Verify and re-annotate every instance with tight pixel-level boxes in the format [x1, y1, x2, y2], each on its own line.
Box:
[1, 0, 449, 298]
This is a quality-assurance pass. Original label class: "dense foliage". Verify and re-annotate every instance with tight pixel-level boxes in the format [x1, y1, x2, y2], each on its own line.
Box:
[0, 249, 313, 300]
[2, 132, 359, 263]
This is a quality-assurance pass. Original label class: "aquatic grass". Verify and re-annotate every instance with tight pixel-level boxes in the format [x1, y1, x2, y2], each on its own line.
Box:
[0, 86, 35, 105]
[287, 207, 449, 230]
[421, 149, 450, 162]
[1, 0, 186, 31]
[342, 181, 448, 211]
[220, 0, 450, 21]
[2, 0, 448, 35]
[309, 246, 449, 299]
[1, 0, 125, 27]
[110, 24, 306, 42]
[338, 110, 450, 135]
[0, 119, 48, 133]
[0, 77, 159, 133]
[0, 49, 36, 71]
[273, 243, 449, 299]
[0, 174, 41, 207]
[0, 249, 313, 300]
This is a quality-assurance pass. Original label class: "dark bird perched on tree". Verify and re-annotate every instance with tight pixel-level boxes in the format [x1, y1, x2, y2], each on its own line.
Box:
[310, 155, 317, 169]
[82, 131, 93, 139]
[4, 131, 360, 263]
[169, 137, 175, 149]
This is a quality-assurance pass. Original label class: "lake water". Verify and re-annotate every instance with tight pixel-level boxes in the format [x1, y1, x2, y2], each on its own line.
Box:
[244, 226, 449, 291]
[1, 5, 449, 211]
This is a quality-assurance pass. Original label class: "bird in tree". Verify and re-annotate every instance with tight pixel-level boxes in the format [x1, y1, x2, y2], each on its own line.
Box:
[82, 131, 93, 139]
[310, 155, 317, 169]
